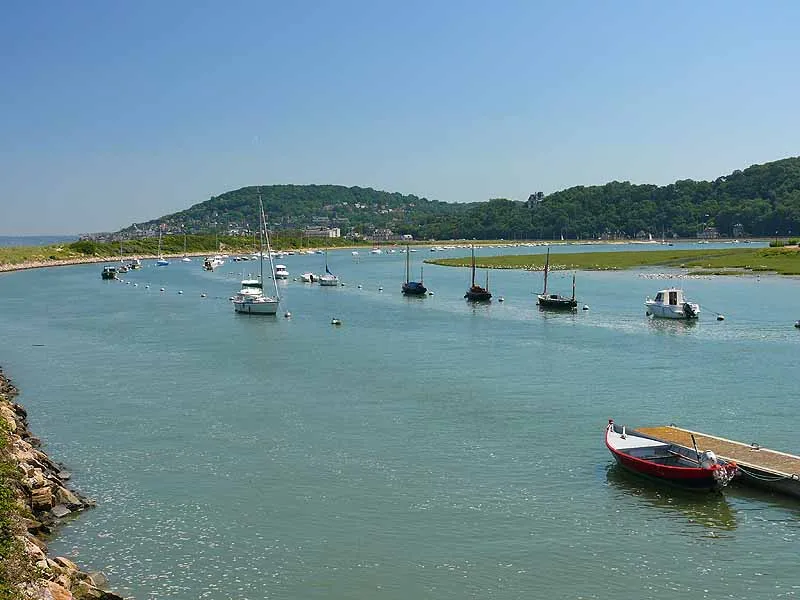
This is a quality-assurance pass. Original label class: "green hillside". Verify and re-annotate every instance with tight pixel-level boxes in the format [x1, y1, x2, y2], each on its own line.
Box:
[118, 157, 800, 241]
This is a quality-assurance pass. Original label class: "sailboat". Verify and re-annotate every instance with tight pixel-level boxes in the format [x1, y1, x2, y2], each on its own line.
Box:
[402, 244, 427, 296]
[156, 231, 169, 266]
[464, 245, 491, 301]
[318, 250, 340, 286]
[232, 189, 280, 315]
[181, 232, 191, 262]
[536, 248, 577, 309]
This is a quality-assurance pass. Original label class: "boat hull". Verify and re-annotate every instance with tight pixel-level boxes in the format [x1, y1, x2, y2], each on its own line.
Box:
[645, 301, 700, 319]
[319, 276, 340, 286]
[402, 282, 427, 296]
[232, 298, 279, 315]
[465, 286, 491, 301]
[537, 294, 577, 310]
[605, 420, 736, 492]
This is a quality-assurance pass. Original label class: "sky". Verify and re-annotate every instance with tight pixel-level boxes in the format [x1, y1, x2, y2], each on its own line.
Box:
[2, 1, 799, 235]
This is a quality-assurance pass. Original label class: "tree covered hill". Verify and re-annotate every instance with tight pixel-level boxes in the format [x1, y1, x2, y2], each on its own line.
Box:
[120, 185, 474, 239]
[119, 157, 800, 240]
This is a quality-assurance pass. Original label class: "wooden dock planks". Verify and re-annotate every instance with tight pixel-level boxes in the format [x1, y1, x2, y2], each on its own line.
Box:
[634, 425, 800, 477]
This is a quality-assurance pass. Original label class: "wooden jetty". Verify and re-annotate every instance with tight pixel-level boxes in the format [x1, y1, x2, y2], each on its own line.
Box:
[634, 425, 800, 499]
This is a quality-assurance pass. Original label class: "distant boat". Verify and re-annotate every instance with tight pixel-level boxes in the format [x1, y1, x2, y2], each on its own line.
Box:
[156, 231, 169, 266]
[101, 266, 117, 280]
[203, 255, 225, 271]
[181, 232, 191, 262]
[319, 251, 340, 286]
[232, 189, 280, 315]
[401, 243, 427, 296]
[645, 287, 699, 319]
[274, 264, 289, 279]
[301, 272, 317, 283]
[537, 248, 577, 310]
[605, 419, 738, 492]
[464, 245, 491, 301]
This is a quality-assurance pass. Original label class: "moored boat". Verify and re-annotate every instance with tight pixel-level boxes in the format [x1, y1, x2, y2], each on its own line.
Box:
[232, 189, 280, 316]
[203, 255, 225, 271]
[464, 245, 491, 301]
[605, 419, 738, 492]
[645, 287, 699, 319]
[537, 247, 577, 310]
[274, 264, 289, 279]
[318, 251, 340, 286]
[402, 243, 427, 296]
[101, 266, 117, 280]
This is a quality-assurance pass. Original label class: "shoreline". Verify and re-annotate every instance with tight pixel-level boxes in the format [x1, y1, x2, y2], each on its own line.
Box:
[0, 367, 123, 599]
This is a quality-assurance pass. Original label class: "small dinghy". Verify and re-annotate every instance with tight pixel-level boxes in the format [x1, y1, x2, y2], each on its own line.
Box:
[605, 420, 737, 492]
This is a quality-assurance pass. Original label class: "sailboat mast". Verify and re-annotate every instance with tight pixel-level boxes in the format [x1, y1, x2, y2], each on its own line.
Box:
[543, 248, 550, 294]
[471, 245, 476, 286]
[258, 188, 280, 301]
[406, 244, 411, 283]
[572, 272, 576, 301]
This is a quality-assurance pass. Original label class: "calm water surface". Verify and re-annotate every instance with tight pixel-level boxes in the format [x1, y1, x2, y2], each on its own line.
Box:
[0, 243, 798, 600]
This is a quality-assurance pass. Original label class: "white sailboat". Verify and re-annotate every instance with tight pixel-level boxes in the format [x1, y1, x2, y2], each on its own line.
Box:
[318, 250, 340, 286]
[181, 232, 192, 262]
[232, 189, 280, 315]
[156, 230, 169, 266]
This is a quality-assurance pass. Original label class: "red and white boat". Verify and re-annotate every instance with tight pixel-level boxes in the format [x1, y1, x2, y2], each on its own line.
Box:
[605, 420, 738, 492]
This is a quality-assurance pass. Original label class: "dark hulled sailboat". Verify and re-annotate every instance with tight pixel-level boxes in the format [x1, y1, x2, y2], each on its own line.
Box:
[401, 245, 427, 296]
[536, 248, 577, 310]
[464, 245, 492, 302]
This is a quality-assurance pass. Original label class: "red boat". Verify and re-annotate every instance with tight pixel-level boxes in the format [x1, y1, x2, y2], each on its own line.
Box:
[605, 419, 738, 492]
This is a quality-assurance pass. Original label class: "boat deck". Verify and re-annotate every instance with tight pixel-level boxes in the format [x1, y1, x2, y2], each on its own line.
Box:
[635, 425, 800, 498]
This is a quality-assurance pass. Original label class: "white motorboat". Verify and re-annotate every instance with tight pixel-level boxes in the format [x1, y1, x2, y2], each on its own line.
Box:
[645, 287, 700, 319]
[232, 189, 280, 315]
[203, 255, 225, 271]
[274, 264, 289, 279]
[301, 272, 317, 283]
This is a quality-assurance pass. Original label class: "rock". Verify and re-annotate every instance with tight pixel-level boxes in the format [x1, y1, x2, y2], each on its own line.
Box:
[83, 572, 109, 588]
[31, 486, 54, 510]
[51, 504, 72, 518]
[54, 556, 79, 572]
[55, 485, 84, 509]
[45, 580, 75, 600]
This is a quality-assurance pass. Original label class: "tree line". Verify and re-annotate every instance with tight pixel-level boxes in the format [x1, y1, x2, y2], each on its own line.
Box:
[120, 157, 800, 240]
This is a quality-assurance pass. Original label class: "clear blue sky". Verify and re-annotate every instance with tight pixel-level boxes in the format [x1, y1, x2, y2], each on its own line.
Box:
[2, 0, 799, 235]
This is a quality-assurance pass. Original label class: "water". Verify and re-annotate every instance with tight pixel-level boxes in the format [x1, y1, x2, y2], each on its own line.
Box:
[0, 244, 797, 600]
[0, 234, 77, 247]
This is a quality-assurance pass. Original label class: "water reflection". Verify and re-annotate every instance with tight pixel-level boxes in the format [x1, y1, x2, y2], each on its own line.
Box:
[606, 464, 737, 531]
[645, 316, 699, 335]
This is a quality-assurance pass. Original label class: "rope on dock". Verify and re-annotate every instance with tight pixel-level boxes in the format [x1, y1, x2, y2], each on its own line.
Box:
[737, 464, 799, 482]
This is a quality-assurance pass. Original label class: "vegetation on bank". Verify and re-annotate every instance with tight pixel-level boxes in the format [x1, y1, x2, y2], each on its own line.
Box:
[428, 247, 800, 275]
[0, 419, 37, 599]
[0, 234, 380, 267]
[120, 156, 800, 241]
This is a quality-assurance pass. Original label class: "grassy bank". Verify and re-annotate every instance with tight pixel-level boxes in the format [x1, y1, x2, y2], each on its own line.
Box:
[427, 247, 800, 275]
[0, 235, 376, 270]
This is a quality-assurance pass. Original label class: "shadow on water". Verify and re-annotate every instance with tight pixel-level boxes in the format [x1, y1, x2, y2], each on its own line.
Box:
[605, 464, 737, 531]
[645, 316, 699, 335]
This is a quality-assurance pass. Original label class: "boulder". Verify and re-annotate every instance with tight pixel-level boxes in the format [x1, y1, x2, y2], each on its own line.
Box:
[31, 486, 54, 510]
[51, 504, 72, 518]
[55, 485, 84, 509]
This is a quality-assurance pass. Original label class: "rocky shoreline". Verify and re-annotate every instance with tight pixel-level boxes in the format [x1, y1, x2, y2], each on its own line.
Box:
[0, 368, 123, 599]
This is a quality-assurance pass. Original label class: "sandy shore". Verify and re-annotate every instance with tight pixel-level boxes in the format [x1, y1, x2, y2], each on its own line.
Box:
[0, 253, 206, 274]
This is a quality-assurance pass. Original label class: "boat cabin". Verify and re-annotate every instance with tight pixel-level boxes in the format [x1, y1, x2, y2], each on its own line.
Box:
[652, 288, 685, 306]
